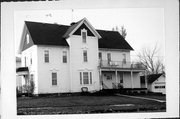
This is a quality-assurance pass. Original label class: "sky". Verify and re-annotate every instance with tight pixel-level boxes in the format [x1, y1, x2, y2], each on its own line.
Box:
[14, 8, 165, 61]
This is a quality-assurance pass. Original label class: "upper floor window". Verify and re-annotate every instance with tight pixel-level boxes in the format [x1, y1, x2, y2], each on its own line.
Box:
[30, 58, 32, 65]
[62, 51, 67, 63]
[52, 72, 57, 86]
[26, 34, 29, 44]
[83, 50, 88, 62]
[123, 54, 126, 64]
[99, 52, 102, 60]
[44, 50, 49, 63]
[24, 56, 27, 67]
[81, 29, 87, 43]
[107, 53, 111, 61]
[30, 54, 32, 65]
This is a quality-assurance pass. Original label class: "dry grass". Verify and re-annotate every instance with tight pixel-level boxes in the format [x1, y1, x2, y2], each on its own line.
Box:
[17, 93, 166, 115]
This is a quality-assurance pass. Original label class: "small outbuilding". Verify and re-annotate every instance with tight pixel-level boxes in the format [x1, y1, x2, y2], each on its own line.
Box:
[140, 73, 166, 94]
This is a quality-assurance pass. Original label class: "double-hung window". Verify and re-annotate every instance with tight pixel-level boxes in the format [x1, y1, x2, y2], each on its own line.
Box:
[26, 34, 29, 44]
[63, 51, 67, 63]
[83, 50, 88, 62]
[82, 31, 87, 43]
[107, 53, 111, 61]
[83, 72, 89, 84]
[123, 54, 126, 64]
[99, 52, 102, 60]
[44, 50, 49, 63]
[52, 72, 57, 86]
[80, 72, 92, 85]
[24, 56, 27, 67]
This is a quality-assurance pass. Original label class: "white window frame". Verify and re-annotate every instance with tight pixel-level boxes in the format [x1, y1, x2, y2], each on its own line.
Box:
[26, 34, 29, 44]
[44, 50, 49, 63]
[30, 53, 32, 65]
[52, 72, 57, 86]
[80, 72, 92, 85]
[123, 54, 126, 64]
[106, 74, 112, 80]
[83, 50, 88, 62]
[62, 51, 67, 63]
[24, 56, 26, 67]
[107, 53, 111, 61]
[81, 29, 87, 43]
[99, 52, 102, 60]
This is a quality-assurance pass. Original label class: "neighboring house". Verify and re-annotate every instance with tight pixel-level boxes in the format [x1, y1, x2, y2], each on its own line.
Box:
[140, 74, 166, 94]
[16, 57, 22, 89]
[17, 18, 145, 94]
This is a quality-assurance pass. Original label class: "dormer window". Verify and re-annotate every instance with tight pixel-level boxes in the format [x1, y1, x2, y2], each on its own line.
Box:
[26, 34, 29, 44]
[81, 29, 87, 43]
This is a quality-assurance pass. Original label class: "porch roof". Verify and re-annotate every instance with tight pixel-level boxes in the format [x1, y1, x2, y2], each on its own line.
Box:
[16, 67, 29, 72]
[100, 67, 145, 72]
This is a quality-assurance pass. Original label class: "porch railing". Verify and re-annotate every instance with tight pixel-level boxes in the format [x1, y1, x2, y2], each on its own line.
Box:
[102, 82, 109, 89]
[112, 83, 123, 89]
[99, 60, 145, 69]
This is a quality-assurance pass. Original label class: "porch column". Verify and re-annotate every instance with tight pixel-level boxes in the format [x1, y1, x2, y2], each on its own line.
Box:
[115, 70, 118, 88]
[131, 70, 134, 89]
[145, 70, 148, 89]
[99, 69, 102, 90]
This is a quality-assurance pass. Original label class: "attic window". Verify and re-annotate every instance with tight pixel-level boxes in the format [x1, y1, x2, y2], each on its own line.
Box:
[26, 34, 29, 44]
[81, 29, 87, 43]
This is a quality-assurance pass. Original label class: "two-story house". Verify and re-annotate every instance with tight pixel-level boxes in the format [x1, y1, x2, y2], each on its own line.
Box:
[17, 18, 145, 94]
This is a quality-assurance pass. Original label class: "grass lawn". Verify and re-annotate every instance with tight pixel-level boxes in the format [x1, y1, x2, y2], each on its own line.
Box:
[17, 93, 166, 115]
[123, 93, 166, 101]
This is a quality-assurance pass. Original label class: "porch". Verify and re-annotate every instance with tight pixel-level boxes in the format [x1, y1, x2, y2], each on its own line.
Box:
[99, 60, 147, 91]
[99, 60, 145, 70]
[16, 67, 30, 94]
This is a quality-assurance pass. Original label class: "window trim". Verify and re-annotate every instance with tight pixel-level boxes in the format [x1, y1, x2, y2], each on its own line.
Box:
[106, 74, 112, 80]
[83, 72, 89, 84]
[24, 56, 26, 67]
[26, 34, 29, 44]
[80, 71, 92, 85]
[44, 50, 49, 63]
[123, 54, 126, 64]
[83, 50, 88, 62]
[107, 53, 111, 61]
[99, 52, 102, 60]
[62, 51, 67, 63]
[52, 72, 57, 86]
[81, 29, 87, 43]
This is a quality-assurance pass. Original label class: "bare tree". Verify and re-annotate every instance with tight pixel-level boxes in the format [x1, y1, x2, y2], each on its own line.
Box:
[137, 44, 165, 74]
[119, 26, 127, 39]
[112, 26, 127, 39]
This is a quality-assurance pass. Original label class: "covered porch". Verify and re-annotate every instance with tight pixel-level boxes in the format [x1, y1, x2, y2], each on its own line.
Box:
[99, 60, 148, 92]
[16, 67, 30, 93]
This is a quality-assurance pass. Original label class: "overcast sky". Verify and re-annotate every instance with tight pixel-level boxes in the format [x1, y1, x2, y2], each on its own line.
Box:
[14, 8, 165, 61]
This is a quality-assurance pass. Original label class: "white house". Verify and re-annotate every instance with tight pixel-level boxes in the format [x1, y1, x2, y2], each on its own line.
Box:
[140, 74, 166, 94]
[17, 18, 145, 94]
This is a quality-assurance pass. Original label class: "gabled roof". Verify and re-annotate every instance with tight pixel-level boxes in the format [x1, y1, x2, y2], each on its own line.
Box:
[140, 74, 163, 84]
[63, 18, 101, 39]
[19, 18, 134, 53]
[97, 30, 133, 50]
[63, 19, 83, 38]
[25, 21, 69, 46]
